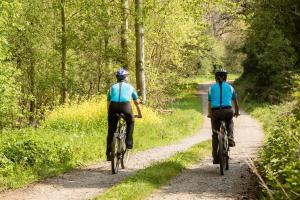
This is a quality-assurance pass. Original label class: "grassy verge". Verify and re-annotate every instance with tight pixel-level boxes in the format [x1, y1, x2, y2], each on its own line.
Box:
[0, 77, 205, 190]
[241, 101, 300, 199]
[95, 140, 211, 200]
[236, 77, 300, 199]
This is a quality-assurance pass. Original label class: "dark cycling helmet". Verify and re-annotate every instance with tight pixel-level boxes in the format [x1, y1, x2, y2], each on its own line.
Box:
[215, 68, 227, 81]
[116, 68, 129, 80]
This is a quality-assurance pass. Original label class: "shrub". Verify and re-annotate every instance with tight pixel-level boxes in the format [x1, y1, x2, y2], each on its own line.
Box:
[259, 103, 300, 199]
[0, 78, 204, 189]
[241, 99, 300, 199]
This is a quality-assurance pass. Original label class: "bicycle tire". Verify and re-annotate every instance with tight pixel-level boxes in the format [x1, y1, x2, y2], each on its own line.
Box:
[225, 136, 229, 170]
[121, 149, 130, 169]
[111, 135, 120, 174]
[225, 156, 229, 170]
[218, 134, 225, 175]
[119, 121, 129, 169]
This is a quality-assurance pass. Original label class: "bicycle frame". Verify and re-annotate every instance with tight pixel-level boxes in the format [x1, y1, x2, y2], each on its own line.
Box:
[111, 114, 129, 174]
[220, 121, 229, 154]
[116, 117, 126, 155]
[218, 121, 230, 175]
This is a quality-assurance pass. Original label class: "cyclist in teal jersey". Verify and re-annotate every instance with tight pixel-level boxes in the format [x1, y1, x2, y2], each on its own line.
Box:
[208, 69, 239, 164]
[106, 68, 142, 161]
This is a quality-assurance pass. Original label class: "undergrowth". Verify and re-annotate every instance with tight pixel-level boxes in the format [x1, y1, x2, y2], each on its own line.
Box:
[0, 77, 204, 190]
[236, 76, 300, 200]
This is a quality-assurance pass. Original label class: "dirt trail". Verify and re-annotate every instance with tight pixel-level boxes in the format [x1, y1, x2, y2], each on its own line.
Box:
[0, 82, 264, 200]
[0, 85, 212, 200]
[147, 82, 264, 200]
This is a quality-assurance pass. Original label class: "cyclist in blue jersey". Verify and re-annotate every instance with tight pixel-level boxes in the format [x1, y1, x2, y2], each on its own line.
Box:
[207, 68, 239, 164]
[106, 68, 142, 161]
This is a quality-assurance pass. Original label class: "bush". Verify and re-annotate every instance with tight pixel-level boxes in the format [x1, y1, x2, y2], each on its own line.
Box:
[0, 78, 204, 190]
[0, 131, 76, 189]
[239, 87, 300, 199]
[0, 1, 22, 130]
[241, 0, 299, 103]
[42, 97, 107, 132]
[258, 102, 300, 199]
[237, 73, 300, 199]
[0, 65, 21, 130]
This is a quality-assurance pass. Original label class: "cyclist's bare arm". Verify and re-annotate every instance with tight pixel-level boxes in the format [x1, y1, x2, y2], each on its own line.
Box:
[232, 99, 239, 117]
[134, 99, 143, 118]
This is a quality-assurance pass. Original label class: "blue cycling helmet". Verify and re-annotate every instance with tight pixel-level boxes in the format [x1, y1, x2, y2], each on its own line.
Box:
[116, 68, 129, 80]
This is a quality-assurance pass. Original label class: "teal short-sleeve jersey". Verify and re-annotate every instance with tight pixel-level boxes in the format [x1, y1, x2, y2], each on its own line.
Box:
[107, 82, 138, 102]
[208, 82, 237, 108]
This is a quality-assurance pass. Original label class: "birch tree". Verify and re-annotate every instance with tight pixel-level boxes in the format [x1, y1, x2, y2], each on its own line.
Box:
[135, 0, 146, 103]
[121, 0, 129, 69]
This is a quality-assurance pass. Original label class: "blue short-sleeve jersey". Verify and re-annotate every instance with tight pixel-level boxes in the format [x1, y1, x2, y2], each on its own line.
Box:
[208, 82, 237, 108]
[107, 82, 138, 102]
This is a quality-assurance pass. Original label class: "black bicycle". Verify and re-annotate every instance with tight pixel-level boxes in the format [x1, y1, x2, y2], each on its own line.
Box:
[111, 114, 130, 174]
[218, 121, 230, 175]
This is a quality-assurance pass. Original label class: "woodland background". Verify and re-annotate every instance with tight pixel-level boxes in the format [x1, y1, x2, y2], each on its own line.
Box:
[0, 0, 299, 198]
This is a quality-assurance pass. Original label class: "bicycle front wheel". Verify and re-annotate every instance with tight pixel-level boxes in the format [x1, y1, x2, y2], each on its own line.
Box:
[121, 148, 130, 169]
[111, 135, 120, 174]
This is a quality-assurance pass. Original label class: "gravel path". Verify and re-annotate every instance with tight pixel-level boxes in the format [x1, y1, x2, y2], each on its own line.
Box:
[0, 82, 264, 200]
[147, 82, 264, 200]
[0, 84, 212, 200]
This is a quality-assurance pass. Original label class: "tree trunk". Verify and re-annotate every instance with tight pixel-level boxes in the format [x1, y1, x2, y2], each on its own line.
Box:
[104, 36, 112, 88]
[121, 0, 129, 69]
[104, 3, 112, 88]
[135, 0, 146, 103]
[60, 0, 67, 104]
[28, 57, 35, 125]
[97, 38, 103, 93]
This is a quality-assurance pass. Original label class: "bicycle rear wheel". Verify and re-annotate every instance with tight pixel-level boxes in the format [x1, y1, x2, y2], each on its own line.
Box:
[225, 155, 229, 170]
[218, 134, 225, 175]
[111, 135, 120, 174]
[225, 138, 229, 170]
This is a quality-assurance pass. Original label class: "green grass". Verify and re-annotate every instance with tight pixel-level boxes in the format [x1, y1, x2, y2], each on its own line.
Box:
[0, 78, 205, 190]
[238, 97, 300, 199]
[95, 140, 211, 200]
[183, 74, 241, 85]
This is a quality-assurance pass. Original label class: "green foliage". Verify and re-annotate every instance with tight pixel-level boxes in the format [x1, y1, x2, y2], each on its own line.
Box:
[237, 69, 300, 199]
[0, 65, 20, 129]
[42, 97, 107, 132]
[222, 26, 246, 73]
[240, 91, 300, 199]
[0, 130, 76, 188]
[0, 0, 244, 128]
[0, 79, 203, 190]
[95, 140, 211, 200]
[0, 1, 21, 129]
[241, 0, 300, 102]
